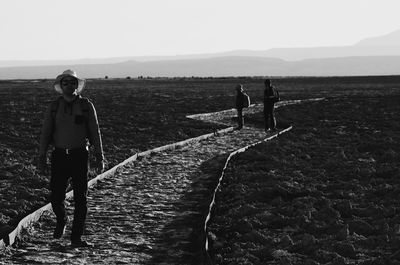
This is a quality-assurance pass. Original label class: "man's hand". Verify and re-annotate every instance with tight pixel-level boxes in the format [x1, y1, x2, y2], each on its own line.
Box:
[93, 153, 105, 174]
[37, 155, 47, 174]
[94, 160, 105, 174]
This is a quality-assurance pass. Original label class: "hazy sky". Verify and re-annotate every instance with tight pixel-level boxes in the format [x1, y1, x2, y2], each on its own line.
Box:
[1, 0, 399, 60]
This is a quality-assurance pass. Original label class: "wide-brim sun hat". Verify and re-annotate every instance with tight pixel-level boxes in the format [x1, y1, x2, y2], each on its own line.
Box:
[54, 69, 86, 94]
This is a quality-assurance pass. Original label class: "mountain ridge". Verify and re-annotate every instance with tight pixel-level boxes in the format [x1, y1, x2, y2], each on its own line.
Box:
[1, 55, 400, 79]
[1, 30, 400, 78]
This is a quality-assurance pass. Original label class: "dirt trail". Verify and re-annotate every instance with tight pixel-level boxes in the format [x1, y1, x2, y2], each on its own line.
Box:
[0, 110, 278, 264]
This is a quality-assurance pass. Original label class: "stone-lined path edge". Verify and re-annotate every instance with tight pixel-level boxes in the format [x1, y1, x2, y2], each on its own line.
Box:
[202, 126, 293, 264]
[0, 98, 325, 265]
[0, 126, 235, 250]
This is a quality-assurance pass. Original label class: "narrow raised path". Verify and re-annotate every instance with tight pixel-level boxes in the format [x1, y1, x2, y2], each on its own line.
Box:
[1, 128, 274, 264]
[0, 100, 322, 264]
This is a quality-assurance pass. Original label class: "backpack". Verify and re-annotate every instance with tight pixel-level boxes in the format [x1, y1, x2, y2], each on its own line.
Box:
[273, 90, 280, 103]
[50, 96, 93, 145]
[265, 87, 280, 103]
[243, 93, 251, 108]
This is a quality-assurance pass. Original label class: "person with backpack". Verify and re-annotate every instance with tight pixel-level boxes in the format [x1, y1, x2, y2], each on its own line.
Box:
[37, 69, 104, 247]
[235, 84, 250, 129]
[263, 78, 280, 132]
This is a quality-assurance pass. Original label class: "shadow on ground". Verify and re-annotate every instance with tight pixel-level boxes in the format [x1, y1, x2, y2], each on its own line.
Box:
[144, 153, 229, 265]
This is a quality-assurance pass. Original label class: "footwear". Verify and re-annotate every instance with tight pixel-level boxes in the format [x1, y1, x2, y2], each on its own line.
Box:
[71, 239, 94, 248]
[53, 221, 66, 239]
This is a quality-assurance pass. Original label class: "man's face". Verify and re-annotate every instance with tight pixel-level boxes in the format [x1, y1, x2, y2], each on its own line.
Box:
[61, 76, 78, 95]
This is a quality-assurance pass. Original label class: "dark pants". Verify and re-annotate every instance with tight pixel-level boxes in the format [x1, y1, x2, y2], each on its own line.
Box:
[50, 147, 89, 241]
[264, 104, 276, 130]
[236, 108, 243, 128]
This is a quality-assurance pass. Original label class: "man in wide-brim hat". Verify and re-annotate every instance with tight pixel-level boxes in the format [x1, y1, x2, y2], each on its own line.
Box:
[54, 69, 86, 95]
[38, 69, 104, 248]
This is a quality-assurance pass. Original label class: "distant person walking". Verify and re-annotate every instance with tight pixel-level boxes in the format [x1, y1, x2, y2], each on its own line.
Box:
[37, 69, 105, 247]
[263, 79, 280, 132]
[235, 84, 250, 129]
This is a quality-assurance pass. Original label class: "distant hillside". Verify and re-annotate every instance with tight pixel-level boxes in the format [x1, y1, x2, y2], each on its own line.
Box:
[257, 45, 400, 61]
[1, 56, 400, 79]
[355, 29, 400, 47]
[1, 30, 400, 79]
[249, 29, 400, 61]
[1, 29, 400, 69]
